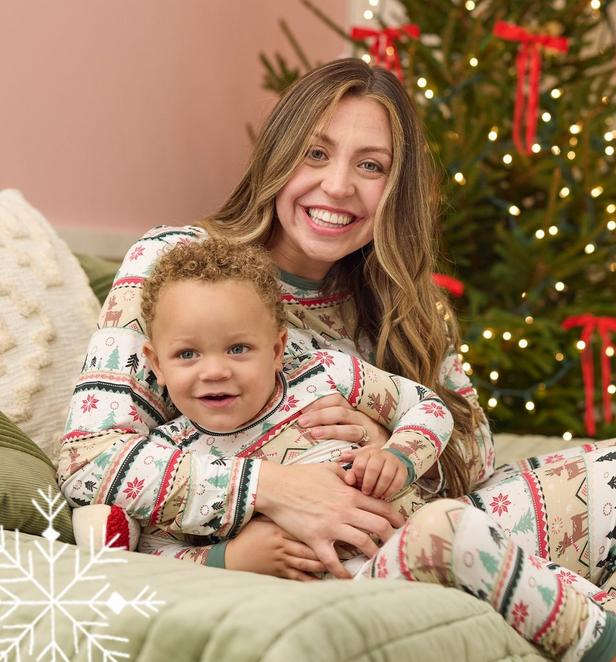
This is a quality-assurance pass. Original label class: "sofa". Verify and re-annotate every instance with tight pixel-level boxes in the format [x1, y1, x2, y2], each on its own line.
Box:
[1, 190, 582, 661]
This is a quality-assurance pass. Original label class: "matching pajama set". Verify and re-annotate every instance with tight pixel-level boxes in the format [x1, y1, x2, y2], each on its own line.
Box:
[58, 225, 616, 660]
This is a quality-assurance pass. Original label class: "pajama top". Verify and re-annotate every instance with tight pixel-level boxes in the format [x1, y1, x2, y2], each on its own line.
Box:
[57, 224, 494, 540]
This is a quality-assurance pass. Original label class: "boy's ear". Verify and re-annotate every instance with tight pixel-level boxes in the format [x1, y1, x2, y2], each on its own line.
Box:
[273, 327, 288, 372]
[143, 340, 165, 387]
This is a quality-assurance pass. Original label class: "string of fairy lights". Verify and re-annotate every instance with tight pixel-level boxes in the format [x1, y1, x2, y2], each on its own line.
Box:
[356, 0, 616, 438]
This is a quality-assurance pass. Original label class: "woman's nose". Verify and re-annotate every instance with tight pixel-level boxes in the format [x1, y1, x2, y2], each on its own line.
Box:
[320, 163, 355, 199]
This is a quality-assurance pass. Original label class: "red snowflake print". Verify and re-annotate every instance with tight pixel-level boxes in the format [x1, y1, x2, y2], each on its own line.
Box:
[420, 402, 446, 418]
[129, 405, 142, 422]
[558, 569, 578, 585]
[80, 394, 99, 413]
[490, 492, 512, 516]
[544, 453, 566, 464]
[123, 477, 145, 500]
[376, 555, 389, 578]
[511, 601, 529, 629]
[314, 351, 335, 368]
[528, 555, 544, 570]
[281, 394, 300, 412]
[129, 245, 145, 261]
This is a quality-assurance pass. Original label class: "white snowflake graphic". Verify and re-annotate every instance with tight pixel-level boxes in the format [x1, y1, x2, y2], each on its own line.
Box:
[0, 488, 164, 661]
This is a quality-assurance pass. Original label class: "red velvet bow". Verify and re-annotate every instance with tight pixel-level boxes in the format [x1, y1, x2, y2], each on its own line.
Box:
[561, 314, 616, 436]
[432, 273, 464, 298]
[493, 21, 569, 155]
[351, 24, 421, 81]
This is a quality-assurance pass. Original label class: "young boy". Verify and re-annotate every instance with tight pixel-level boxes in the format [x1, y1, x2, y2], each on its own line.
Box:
[74, 237, 454, 572]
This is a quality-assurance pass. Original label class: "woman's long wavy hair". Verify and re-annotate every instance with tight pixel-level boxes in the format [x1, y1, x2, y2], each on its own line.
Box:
[202, 58, 477, 496]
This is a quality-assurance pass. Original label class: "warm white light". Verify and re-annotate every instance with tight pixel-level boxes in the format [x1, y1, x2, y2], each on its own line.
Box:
[454, 172, 466, 184]
[425, 89, 434, 99]
[502, 331, 512, 341]
[460, 343, 470, 353]
[541, 112, 552, 122]
[462, 361, 472, 372]
[525, 316, 534, 325]
[521, 291, 527, 299]
[559, 186, 570, 198]
[555, 281, 566, 291]
[606, 346, 615, 357]
[488, 128, 498, 141]
[576, 340, 587, 350]
[551, 145, 561, 155]
[488, 397, 498, 408]
[525, 401, 535, 411]
[535, 229, 545, 239]
[608, 384, 616, 395]
[469, 57, 479, 67]
[569, 124, 582, 135]
[604, 131, 614, 142]
[361, 53, 372, 64]
[483, 329, 494, 340]
[608, 220, 616, 231]
[551, 88, 562, 99]
[489, 370, 499, 381]
[465, 0, 476, 9]
[562, 431, 573, 441]
[369, 0, 380, 5]
[591, 186, 604, 198]
[518, 338, 529, 348]
[606, 146, 615, 156]
[531, 143, 541, 153]
[548, 225, 559, 235]
[503, 153, 513, 165]
[363, 9, 374, 19]
[585, 243, 596, 254]
[567, 151, 576, 160]
[569, 137, 578, 147]
[417, 77, 427, 88]
[591, 0, 601, 9]
[608, 204, 616, 214]
[555, 352, 565, 361]
[509, 205, 521, 216]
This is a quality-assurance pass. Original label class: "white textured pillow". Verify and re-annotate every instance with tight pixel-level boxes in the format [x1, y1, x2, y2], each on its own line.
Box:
[0, 190, 100, 463]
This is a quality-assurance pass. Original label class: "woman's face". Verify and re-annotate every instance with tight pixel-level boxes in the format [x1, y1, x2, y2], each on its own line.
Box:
[271, 95, 392, 281]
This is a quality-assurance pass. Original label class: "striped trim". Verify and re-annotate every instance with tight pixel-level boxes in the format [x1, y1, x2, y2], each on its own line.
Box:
[533, 576, 564, 643]
[465, 491, 485, 511]
[226, 460, 255, 539]
[62, 427, 136, 442]
[111, 276, 144, 288]
[287, 362, 326, 388]
[499, 547, 524, 617]
[522, 471, 549, 558]
[104, 437, 149, 504]
[397, 521, 415, 580]
[150, 449, 183, 524]
[395, 424, 444, 456]
[280, 292, 352, 307]
[347, 356, 364, 407]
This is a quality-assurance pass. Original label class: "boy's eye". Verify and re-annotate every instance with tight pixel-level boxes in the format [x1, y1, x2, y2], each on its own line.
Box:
[228, 344, 249, 355]
[178, 350, 197, 360]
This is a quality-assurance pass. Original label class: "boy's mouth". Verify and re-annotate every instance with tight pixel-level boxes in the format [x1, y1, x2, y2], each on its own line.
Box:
[198, 393, 238, 409]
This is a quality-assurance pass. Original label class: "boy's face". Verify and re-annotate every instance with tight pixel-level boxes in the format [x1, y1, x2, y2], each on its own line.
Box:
[143, 279, 287, 433]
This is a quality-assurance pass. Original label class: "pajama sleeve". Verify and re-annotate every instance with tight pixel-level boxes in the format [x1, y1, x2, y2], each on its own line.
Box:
[339, 354, 454, 485]
[57, 226, 260, 538]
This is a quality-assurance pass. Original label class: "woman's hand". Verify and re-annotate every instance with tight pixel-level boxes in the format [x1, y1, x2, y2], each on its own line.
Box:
[254, 462, 404, 579]
[225, 516, 326, 581]
[297, 394, 389, 448]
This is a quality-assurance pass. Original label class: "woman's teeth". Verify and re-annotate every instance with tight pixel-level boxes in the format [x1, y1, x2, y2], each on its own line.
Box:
[307, 208, 354, 227]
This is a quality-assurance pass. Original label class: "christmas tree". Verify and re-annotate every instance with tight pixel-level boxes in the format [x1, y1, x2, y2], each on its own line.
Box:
[260, 0, 616, 438]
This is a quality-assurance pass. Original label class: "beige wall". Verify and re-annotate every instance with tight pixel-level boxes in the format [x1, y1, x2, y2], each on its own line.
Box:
[0, 1, 347, 240]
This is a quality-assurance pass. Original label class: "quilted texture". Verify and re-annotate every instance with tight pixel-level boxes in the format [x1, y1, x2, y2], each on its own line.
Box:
[0, 531, 546, 661]
[0, 190, 100, 462]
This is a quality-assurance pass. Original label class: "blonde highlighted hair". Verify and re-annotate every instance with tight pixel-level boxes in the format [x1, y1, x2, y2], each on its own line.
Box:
[200, 58, 477, 496]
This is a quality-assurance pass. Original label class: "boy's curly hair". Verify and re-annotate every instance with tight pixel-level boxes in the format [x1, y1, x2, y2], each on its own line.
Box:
[141, 238, 285, 338]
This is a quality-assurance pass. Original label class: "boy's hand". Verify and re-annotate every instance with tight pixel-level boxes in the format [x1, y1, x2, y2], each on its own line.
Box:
[340, 447, 408, 500]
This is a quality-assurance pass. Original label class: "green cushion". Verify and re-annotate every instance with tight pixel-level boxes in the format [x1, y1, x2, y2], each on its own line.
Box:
[75, 253, 121, 304]
[0, 411, 75, 543]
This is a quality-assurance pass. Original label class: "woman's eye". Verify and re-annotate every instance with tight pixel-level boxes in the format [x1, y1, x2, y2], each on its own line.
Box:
[229, 344, 249, 355]
[360, 161, 384, 174]
[307, 147, 327, 161]
[178, 350, 196, 360]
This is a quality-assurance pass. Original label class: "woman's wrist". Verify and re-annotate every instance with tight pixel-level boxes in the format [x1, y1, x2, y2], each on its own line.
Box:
[253, 461, 284, 516]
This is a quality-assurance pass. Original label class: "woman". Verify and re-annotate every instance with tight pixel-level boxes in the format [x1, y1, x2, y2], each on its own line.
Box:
[59, 59, 615, 658]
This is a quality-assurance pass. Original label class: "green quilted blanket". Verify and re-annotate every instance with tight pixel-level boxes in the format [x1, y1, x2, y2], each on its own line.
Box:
[0, 530, 547, 661]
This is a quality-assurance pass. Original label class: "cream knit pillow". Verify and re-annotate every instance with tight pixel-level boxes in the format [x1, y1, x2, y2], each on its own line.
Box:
[0, 190, 100, 464]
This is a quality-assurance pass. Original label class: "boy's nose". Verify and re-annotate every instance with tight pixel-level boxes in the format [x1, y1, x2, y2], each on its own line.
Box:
[198, 358, 232, 381]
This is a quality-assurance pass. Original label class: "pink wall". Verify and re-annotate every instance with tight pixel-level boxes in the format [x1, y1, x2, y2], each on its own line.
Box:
[0, 1, 347, 234]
